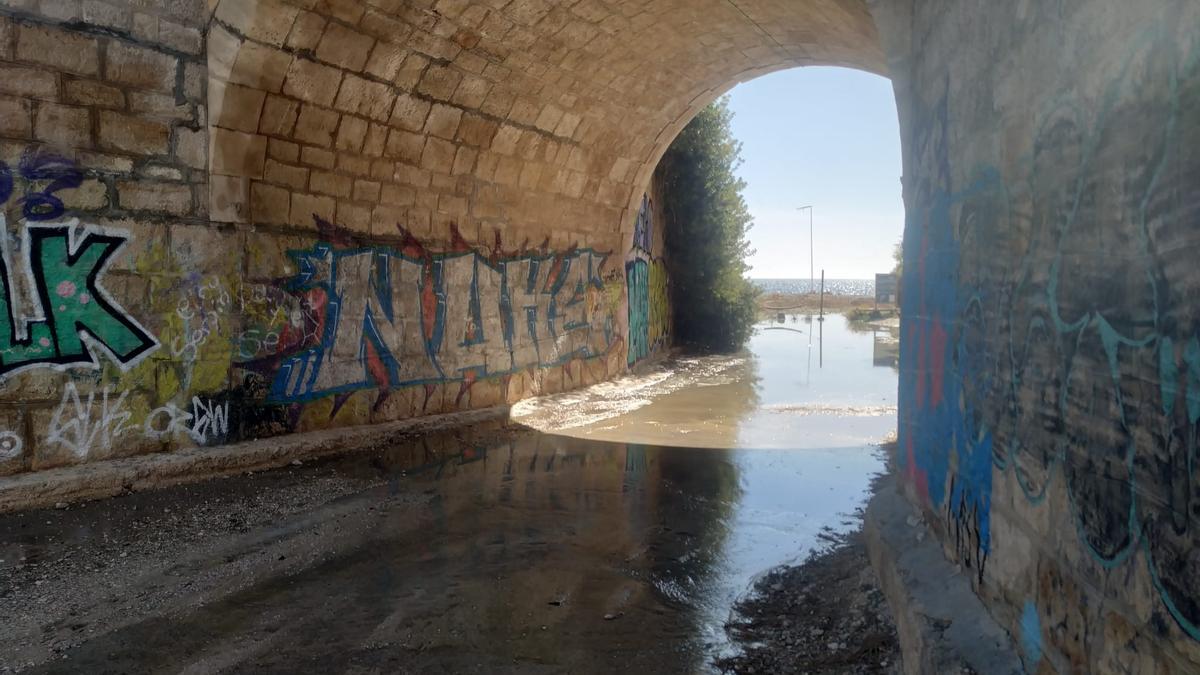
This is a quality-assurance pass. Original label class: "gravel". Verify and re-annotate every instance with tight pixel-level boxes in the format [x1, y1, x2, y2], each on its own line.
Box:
[714, 525, 900, 674]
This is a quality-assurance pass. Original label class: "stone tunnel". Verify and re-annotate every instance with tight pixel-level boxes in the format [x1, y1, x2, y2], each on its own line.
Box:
[0, 0, 1197, 671]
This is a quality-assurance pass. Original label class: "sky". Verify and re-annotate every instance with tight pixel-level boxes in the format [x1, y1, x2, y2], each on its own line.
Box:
[725, 67, 903, 280]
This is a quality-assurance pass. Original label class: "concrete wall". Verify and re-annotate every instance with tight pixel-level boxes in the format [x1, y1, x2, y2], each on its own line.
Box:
[875, 0, 1200, 671]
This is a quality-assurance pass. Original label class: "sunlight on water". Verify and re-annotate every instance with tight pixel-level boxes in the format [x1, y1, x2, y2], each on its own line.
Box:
[512, 313, 901, 669]
[753, 278, 875, 296]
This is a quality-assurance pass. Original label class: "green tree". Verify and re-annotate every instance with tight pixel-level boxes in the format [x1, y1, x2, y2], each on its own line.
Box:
[658, 97, 759, 352]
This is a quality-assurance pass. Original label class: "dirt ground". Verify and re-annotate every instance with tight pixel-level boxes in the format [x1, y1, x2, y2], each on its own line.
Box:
[715, 493, 900, 674]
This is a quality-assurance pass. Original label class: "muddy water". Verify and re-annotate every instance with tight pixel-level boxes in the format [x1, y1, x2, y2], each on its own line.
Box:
[5, 315, 899, 673]
[510, 314, 899, 667]
[513, 315, 897, 450]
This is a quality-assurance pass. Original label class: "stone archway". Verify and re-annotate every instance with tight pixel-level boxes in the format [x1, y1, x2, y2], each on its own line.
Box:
[201, 0, 886, 422]
[206, 0, 884, 251]
[5, 1, 1199, 669]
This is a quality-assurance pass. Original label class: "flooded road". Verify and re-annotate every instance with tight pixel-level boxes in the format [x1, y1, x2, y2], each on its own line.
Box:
[0, 314, 899, 673]
[513, 315, 897, 449]
[512, 314, 899, 664]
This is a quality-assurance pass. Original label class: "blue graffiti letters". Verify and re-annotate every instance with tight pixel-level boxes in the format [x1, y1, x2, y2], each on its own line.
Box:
[0, 147, 84, 222]
[269, 240, 610, 402]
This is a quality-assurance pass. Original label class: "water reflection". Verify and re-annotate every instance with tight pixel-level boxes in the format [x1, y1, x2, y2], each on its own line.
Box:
[13, 315, 900, 673]
[513, 315, 898, 452]
[873, 327, 900, 370]
[22, 434, 732, 673]
[511, 350, 761, 449]
[506, 314, 899, 667]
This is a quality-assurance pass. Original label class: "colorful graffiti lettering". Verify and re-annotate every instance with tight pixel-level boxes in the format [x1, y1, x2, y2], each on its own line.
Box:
[648, 259, 669, 350]
[900, 26, 1200, 643]
[898, 163, 996, 583]
[626, 259, 649, 364]
[0, 148, 157, 379]
[0, 218, 158, 378]
[254, 219, 612, 404]
[626, 194, 669, 365]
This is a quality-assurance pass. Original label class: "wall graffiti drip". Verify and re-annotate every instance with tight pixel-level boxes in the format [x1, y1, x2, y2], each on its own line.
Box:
[898, 158, 997, 583]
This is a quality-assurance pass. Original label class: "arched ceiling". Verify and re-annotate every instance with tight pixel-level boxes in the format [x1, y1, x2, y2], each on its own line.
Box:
[208, 0, 884, 248]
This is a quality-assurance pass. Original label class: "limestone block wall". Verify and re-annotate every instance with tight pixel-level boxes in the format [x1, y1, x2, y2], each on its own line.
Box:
[0, 0, 210, 473]
[0, 0, 631, 477]
[0, 0, 880, 479]
[873, 0, 1200, 671]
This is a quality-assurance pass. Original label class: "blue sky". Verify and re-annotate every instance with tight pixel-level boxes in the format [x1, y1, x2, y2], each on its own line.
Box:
[726, 67, 903, 280]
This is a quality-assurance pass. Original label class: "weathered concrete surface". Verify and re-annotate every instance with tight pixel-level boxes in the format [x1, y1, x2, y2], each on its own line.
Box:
[873, 0, 1200, 670]
[865, 474, 1022, 675]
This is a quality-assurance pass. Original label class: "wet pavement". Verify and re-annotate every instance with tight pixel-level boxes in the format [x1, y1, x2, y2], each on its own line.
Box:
[0, 314, 899, 673]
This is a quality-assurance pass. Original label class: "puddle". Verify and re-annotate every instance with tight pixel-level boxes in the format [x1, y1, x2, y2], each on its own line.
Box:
[510, 314, 900, 666]
[4, 314, 902, 673]
[513, 315, 897, 450]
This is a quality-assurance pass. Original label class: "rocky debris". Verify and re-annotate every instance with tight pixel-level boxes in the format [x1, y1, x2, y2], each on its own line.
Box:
[715, 525, 900, 674]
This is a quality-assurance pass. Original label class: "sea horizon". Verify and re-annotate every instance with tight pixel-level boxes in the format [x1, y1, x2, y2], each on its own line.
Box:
[751, 277, 875, 297]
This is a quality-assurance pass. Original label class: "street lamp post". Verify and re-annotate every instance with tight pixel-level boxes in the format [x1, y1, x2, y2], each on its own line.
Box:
[797, 205, 813, 292]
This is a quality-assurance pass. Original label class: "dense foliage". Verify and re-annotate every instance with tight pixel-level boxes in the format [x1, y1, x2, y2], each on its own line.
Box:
[658, 97, 759, 352]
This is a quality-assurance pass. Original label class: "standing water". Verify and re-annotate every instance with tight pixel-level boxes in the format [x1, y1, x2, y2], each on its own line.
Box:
[512, 313, 898, 667]
[0, 314, 900, 673]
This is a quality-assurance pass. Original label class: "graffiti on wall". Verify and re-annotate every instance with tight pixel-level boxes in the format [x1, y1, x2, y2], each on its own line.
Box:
[633, 193, 653, 252]
[2, 146, 84, 223]
[626, 259, 649, 363]
[648, 258, 669, 349]
[627, 194, 669, 365]
[245, 219, 614, 404]
[46, 382, 229, 457]
[0, 147, 158, 379]
[897, 105, 996, 583]
[0, 219, 159, 378]
[899, 25, 1200, 644]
